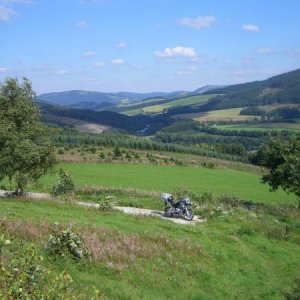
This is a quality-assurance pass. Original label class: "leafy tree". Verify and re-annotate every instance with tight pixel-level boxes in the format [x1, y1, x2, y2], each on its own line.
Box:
[0, 78, 56, 193]
[51, 168, 75, 196]
[258, 136, 300, 197]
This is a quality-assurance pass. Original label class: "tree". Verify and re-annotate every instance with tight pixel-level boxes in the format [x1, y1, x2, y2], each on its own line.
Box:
[0, 78, 56, 193]
[258, 136, 300, 197]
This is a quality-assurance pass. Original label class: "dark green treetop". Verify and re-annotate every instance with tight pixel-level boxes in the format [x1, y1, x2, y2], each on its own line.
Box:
[258, 135, 300, 197]
[0, 78, 56, 193]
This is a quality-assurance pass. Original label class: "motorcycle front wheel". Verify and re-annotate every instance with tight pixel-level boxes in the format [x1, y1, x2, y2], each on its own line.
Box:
[183, 208, 194, 221]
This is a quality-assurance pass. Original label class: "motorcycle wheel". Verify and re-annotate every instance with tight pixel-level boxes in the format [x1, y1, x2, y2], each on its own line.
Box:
[164, 208, 172, 218]
[183, 208, 194, 221]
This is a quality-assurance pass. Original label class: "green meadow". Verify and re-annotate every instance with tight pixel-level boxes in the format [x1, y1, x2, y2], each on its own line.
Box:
[1, 196, 299, 299]
[36, 163, 297, 204]
[214, 122, 300, 132]
[124, 94, 217, 115]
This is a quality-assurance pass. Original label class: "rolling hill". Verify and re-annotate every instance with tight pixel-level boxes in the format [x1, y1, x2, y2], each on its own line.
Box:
[36, 90, 190, 109]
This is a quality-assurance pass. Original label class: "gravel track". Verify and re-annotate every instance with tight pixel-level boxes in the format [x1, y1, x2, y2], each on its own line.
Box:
[0, 190, 205, 225]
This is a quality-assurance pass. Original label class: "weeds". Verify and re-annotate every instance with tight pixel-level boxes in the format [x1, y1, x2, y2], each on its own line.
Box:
[46, 223, 91, 261]
[0, 235, 80, 299]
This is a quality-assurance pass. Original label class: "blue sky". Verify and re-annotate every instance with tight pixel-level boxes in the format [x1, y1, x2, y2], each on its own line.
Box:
[1, 0, 300, 93]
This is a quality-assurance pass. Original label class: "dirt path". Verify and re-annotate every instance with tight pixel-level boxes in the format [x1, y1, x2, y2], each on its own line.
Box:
[0, 190, 205, 225]
[78, 202, 205, 225]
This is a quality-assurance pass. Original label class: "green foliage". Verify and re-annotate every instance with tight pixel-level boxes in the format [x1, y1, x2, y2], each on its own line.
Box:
[51, 168, 75, 197]
[113, 146, 122, 158]
[0, 78, 56, 193]
[97, 196, 115, 211]
[240, 106, 266, 116]
[285, 278, 300, 300]
[0, 235, 76, 299]
[0, 196, 300, 299]
[46, 223, 91, 261]
[258, 136, 300, 197]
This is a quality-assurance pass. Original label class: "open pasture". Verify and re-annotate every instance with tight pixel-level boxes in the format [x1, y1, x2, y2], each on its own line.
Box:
[214, 121, 300, 132]
[39, 163, 296, 204]
[124, 94, 217, 115]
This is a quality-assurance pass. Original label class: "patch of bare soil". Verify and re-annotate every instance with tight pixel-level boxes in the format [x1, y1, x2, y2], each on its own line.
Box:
[44, 114, 110, 133]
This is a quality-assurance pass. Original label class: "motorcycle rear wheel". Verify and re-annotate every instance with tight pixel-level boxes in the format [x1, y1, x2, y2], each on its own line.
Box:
[183, 208, 194, 221]
[164, 208, 173, 218]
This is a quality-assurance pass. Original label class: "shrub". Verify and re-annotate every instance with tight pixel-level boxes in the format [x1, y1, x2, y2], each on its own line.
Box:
[51, 168, 75, 197]
[46, 223, 91, 261]
[97, 196, 115, 212]
[0, 235, 77, 299]
[284, 278, 300, 300]
[57, 148, 65, 155]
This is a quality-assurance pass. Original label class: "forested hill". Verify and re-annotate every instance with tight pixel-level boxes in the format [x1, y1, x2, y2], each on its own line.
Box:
[38, 102, 173, 135]
[198, 68, 300, 111]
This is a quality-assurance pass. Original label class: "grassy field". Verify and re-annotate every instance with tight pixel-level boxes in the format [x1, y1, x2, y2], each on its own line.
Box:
[34, 163, 297, 204]
[214, 121, 300, 132]
[1, 197, 299, 299]
[124, 94, 217, 115]
[192, 107, 256, 122]
[180, 104, 300, 124]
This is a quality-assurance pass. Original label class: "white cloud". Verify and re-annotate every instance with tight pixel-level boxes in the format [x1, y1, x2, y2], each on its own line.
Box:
[242, 24, 260, 32]
[116, 43, 127, 49]
[154, 46, 197, 58]
[256, 48, 273, 54]
[76, 20, 89, 29]
[82, 51, 97, 57]
[56, 69, 67, 75]
[0, 0, 32, 21]
[176, 70, 193, 76]
[111, 58, 124, 65]
[0, 67, 8, 72]
[0, 5, 16, 21]
[82, 77, 97, 82]
[178, 16, 216, 30]
[94, 61, 106, 67]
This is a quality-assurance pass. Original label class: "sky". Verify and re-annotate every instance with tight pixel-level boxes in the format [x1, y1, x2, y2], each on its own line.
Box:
[1, 0, 300, 94]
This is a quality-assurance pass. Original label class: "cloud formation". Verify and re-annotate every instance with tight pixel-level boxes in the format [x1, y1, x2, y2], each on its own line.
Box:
[94, 61, 106, 67]
[0, 67, 8, 72]
[76, 20, 89, 29]
[0, 0, 32, 21]
[111, 58, 124, 65]
[0, 5, 15, 21]
[178, 16, 216, 29]
[256, 48, 273, 54]
[56, 69, 67, 75]
[82, 51, 97, 57]
[116, 43, 127, 49]
[154, 46, 197, 58]
[242, 24, 260, 32]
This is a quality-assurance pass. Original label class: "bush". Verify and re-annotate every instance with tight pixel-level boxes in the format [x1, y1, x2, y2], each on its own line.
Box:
[51, 168, 75, 197]
[284, 278, 300, 300]
[0, 235, 77, 299]
[57, 148, 65, 155]
[46, 223, 91, 261]
[97, 196, 115, 212]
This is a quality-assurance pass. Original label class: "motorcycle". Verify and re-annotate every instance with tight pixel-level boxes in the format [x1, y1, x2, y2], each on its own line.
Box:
[160, 193, 194, 221]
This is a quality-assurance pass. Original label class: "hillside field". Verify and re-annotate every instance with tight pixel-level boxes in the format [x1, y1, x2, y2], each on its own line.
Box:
[214, 121, 300, 132]
[1, 193, 299, 299]
[123, 94, 217, 115]
[36, 163, 297, 204]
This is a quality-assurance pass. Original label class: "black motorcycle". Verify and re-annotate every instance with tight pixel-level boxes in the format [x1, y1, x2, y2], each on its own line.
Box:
[160, 193, 194, 221]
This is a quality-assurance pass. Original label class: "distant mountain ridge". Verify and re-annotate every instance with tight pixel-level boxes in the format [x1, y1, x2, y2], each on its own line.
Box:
[201, 68, 300, 110]
[36, 85, 224, 109]
[37, 90, 187, 107]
